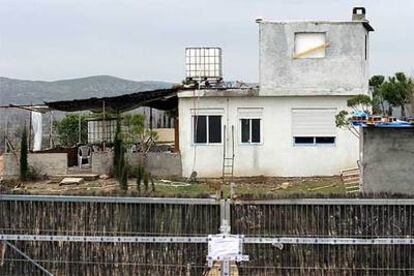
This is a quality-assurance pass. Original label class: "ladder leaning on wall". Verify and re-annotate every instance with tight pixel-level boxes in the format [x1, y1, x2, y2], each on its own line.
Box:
[222, 125, 235, 183]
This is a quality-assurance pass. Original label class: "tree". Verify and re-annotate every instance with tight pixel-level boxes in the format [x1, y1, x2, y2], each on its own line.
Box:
[20, 125, 28, 181]
[113, 118, 123, 179]
[119, 150, 128, 191]
[335, 94, 373, 139]
[369, 75, 386, 115]
[382, 72, 414, 118]
[54, 113, 88, 146]
[122, 113, 158, 153]
[122, 113, 145, 145]
[347, 94, 372, 113]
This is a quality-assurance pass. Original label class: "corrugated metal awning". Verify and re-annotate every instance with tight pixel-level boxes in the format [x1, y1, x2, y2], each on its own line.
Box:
[45, 87, 184, 113]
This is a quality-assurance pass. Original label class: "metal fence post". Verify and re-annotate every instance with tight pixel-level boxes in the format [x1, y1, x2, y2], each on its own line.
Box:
[220, 199, 231, 276]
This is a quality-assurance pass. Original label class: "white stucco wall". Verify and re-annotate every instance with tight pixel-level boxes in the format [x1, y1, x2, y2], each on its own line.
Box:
[259, 21, 370, 96]
[178, 95, 359, 178]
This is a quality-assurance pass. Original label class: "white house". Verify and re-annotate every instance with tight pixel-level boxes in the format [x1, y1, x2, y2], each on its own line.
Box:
[178, 8, 374, 178]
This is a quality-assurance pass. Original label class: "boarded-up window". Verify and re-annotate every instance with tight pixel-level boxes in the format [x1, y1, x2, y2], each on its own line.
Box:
[294, 33, 327, 59]
[193, 115, 222, 144]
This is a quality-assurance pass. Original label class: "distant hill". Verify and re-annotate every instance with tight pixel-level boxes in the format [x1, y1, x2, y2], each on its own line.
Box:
[0, 75, 173, 105]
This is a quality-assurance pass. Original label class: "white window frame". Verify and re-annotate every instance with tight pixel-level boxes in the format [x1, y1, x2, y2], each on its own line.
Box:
[237, 108, 263, 146]
[291, 108, 337, 147]
[239, 118, 263, 145]
[192, 115, 223, 145]
[293, 136, 336, 147]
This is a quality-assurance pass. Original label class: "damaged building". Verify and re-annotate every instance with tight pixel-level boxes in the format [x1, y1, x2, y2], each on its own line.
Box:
[179, 8, 374, 177]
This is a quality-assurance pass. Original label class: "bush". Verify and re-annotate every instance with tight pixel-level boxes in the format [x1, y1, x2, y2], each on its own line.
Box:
[26, 166, 43, 181]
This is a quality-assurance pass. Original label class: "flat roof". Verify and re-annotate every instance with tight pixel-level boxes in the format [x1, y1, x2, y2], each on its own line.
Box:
[178, 88, 259, 98]
[257, 20, 374, 32]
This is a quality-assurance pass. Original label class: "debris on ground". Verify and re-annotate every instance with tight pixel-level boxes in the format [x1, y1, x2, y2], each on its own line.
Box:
[59, 177, 84, 186]
[308, 184, 336, 191]
[1, 175, 345, 197]
[99, 174, 110, 180]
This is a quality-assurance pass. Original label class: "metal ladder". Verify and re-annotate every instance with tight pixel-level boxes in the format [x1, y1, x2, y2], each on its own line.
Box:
[222, 125, 235, 183]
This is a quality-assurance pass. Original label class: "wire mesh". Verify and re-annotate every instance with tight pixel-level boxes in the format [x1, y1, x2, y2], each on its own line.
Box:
[232, 201, 414, 274]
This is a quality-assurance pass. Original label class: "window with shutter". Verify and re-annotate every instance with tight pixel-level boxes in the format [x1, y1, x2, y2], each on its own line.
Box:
[292, 108, 336, 146]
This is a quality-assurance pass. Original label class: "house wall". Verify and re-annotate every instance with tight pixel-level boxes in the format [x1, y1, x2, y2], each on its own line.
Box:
[259, 21, 369, 96]
[178, 95, 358, 177]
[3, 152, 67, 178]
[361, 127, 414, 194]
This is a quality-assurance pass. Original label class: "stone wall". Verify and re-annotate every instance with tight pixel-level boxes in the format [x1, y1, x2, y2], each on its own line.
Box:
[361, 127, 414, 194]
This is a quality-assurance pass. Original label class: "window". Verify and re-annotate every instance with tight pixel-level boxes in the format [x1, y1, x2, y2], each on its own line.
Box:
[364, 35, 368, 60]
[292, 109, 336, 146]
[241, 119, 261, 144]
[294, 32, 327, 59]
[294, 137, 314, 145]
[294, 136, 336, 145]
[193, 115, 222, 144]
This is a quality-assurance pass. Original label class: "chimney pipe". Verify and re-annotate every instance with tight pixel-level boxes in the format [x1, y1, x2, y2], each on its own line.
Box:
[352, 7, 366, 21]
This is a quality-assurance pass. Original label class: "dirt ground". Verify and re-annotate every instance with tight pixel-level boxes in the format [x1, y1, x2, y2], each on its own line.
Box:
[1, 175, 346, 198]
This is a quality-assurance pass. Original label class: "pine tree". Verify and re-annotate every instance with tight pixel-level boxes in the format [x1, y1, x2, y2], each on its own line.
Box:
[113, 118, 122, 179]
[20, 126, 28, 181]
[119, 153, 128, 191]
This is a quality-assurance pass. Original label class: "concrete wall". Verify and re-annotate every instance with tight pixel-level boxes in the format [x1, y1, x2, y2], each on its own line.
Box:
[91, 151, 113, 175]
[361, 127, 414, 194]
[3, 152, 67, 178]
[127, 152, 182, 177]
[258, 21, 370, 96]
[178, 95, 359, 178]
[91, 151, 181, 177]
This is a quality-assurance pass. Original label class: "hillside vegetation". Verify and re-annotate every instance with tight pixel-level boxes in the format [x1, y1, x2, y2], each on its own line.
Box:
[0, 75, 173, 105]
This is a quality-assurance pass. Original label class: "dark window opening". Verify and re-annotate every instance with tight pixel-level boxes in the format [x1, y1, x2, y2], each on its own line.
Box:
[294, 136, 335, 145]
[316, 137, 335, 144]
[364, 35, 368, 60]
[208, 116, 222, 143]
[193, 115, 221, 144]
[194, 116, 207, 143]
[251, 119, 261, 143]
[241, 119, 250, 143]
[240, 118, 261, 144]
[294, 137, 314, 144]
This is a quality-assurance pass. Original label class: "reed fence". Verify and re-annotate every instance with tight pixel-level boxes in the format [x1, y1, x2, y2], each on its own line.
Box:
[1, 196, 414, 275]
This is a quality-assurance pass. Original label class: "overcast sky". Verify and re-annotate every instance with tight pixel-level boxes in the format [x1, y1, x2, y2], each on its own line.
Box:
[1, 0, 413, 83]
